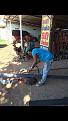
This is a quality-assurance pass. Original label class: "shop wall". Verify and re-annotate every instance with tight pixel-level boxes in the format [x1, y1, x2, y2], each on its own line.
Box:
[11, 23, 41, 37]
[0, 22, 41, 42]
[0, 23, 13, 42]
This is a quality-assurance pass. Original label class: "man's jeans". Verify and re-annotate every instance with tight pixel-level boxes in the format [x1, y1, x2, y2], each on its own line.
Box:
[39, 60, 53, 83]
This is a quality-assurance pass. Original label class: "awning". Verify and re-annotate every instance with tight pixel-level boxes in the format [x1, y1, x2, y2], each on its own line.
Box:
[3, 15, 42, 27]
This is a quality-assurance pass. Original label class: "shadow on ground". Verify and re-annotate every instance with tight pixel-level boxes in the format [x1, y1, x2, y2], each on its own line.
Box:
[29, 97, 68, 106]
[0, 44, 8, 48]
[47, 75, 68, 80]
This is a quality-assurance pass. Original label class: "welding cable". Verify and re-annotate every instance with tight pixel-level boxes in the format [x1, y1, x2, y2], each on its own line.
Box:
[36, 65, 40, 75]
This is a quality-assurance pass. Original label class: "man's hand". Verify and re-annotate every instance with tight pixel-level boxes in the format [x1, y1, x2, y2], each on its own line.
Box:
[27, 67, 32, 73]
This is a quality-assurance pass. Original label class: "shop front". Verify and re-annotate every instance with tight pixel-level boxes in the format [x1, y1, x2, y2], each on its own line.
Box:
[40, 15, 68, 61]
[51, 15, 68, 60]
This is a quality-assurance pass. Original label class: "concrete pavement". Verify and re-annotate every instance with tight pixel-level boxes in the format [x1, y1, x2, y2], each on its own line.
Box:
[0, 59, 68, 106]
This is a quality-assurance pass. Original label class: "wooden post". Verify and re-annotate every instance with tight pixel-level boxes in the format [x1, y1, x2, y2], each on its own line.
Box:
[9, 20, 12, 43]
[19, 15, 23, 51]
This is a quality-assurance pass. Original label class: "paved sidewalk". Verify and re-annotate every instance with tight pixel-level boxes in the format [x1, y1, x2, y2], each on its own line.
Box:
[0, 44, 68, 106]
[0, 60, 68, 106]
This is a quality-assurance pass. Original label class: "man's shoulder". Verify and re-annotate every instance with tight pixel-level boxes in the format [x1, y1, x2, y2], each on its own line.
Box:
[32, 48, 37, 52]
[32, 48, 39, 55]
[32, 48, 44, 52]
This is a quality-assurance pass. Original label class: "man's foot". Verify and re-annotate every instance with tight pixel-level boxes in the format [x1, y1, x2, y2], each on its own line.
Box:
[35, 81, 47, 87]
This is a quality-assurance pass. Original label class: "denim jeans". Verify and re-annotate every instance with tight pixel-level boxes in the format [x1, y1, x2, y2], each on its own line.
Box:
[39, 60, 53, 82]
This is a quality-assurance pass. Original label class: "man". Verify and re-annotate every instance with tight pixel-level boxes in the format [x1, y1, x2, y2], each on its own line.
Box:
[24, 34, 35, 51]
[27, 42, 54, 86]
[23, 34, 35, 59]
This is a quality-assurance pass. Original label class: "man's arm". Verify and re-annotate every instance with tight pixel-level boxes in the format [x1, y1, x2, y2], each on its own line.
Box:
[28, 55, 37, 72]
[31, 55, 37, 69]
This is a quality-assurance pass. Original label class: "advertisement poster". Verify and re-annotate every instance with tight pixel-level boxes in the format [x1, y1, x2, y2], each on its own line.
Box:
[40, 15, 51, 48]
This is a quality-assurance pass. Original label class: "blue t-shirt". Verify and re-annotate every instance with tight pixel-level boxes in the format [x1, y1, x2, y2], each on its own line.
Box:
[32, 48, 54, 62]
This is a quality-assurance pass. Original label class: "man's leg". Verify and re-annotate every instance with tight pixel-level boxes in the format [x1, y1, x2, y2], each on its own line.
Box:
[36, 61, 52, 86]
[42, 61, 52, 82]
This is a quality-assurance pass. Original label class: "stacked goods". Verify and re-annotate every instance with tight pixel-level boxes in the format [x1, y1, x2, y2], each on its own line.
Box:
[52, 29, 68, 60]
[52, 31, 59, 59]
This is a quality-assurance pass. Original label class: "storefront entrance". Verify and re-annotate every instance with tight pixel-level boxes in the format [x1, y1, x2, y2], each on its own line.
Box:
[52, 29, 68, 60]
[51, 15, 68, 60]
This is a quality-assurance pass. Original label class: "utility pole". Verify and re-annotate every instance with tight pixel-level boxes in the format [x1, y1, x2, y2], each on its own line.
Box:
[19, 15, 23, 51]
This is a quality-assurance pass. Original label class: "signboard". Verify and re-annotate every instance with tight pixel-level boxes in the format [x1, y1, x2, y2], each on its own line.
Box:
[40, 15, 51, 48]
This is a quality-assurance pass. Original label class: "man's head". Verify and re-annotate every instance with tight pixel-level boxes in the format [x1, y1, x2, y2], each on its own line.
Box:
[24, 35, 30, 42]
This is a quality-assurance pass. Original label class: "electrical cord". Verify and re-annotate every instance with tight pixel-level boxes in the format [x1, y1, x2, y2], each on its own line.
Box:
[36, 65, 40, 75]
